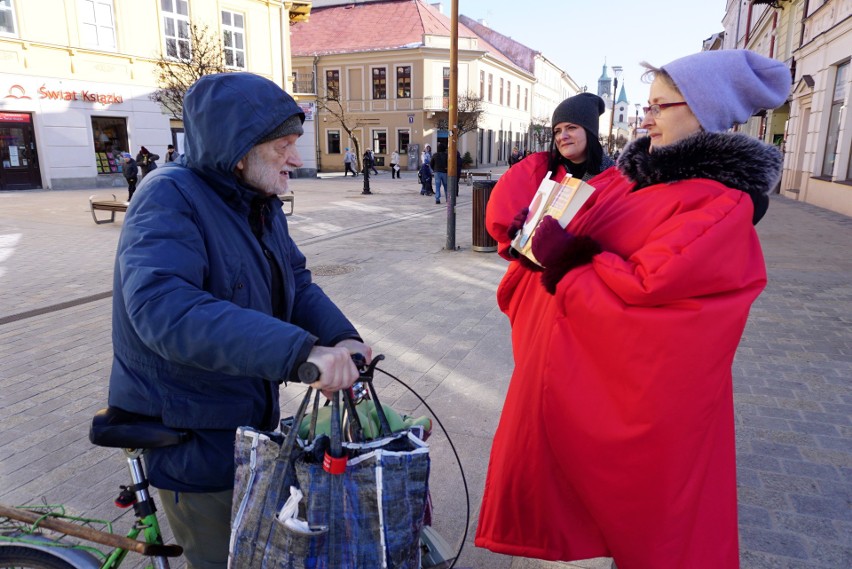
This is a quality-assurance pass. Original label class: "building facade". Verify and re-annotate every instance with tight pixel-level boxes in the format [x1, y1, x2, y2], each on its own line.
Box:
[0, 0, 305, 191]
[290, 0, 578, 173]
[723, 0, 851, 216]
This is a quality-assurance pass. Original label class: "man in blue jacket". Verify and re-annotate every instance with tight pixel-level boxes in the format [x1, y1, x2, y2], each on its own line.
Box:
[107, 72, 371, 568]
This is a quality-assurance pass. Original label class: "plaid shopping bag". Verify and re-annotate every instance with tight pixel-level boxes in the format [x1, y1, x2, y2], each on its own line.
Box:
[229, 386, 430, 569]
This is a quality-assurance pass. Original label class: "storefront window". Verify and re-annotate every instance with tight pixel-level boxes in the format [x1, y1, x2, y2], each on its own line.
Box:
[92, 116, 128, 174]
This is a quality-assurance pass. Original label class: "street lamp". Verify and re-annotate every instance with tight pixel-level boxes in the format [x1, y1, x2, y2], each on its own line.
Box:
[634, 103, 641, 140]
[607, 66, 622, 155]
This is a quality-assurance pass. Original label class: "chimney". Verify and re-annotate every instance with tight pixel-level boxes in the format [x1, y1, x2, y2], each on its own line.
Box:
[430, 2, 443, 14]
[478, 19, 488, 27]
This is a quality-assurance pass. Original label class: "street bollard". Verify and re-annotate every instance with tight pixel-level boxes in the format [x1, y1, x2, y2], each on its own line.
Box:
[362, 166, 371, 194]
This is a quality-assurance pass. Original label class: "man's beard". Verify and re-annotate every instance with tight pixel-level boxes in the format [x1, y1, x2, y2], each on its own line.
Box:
[241, 149, 289, 197]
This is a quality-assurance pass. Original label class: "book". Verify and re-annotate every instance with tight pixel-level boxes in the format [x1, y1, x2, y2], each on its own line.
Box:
[510, 172, 596, 266]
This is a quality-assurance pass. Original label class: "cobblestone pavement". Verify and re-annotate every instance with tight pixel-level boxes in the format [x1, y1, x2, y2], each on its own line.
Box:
[0, 170, 849, 569]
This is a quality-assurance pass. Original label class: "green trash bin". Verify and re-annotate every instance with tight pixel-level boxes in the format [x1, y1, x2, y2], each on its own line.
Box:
[472, 180, 497, 252]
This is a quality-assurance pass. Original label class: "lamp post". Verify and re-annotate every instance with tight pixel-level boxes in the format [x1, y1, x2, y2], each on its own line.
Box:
[634, 103, 641, 140]
[607, 66, 622, 155]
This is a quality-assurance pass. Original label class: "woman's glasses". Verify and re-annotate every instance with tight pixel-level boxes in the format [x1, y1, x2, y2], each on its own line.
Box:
[642, 101, 689, 118]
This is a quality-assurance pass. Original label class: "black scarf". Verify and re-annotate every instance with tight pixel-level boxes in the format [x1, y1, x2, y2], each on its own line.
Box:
[617, 132, 783, 224]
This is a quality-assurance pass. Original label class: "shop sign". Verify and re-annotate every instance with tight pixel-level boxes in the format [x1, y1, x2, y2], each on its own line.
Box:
[0, 112, 31, 123]
[38, 84, 124, 104]
[3, 81, 124, 105]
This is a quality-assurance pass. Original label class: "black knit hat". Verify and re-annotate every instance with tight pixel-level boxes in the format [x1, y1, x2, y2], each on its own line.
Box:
[258, 113, 304, 144]
[551, 93, 606, 138]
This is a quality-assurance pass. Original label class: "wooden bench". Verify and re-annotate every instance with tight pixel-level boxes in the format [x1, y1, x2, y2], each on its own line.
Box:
[89, 193, 294, 224]
[462, 170, 492, 185]
[89, 194, 128, 224]
[280, 193, 294, 215]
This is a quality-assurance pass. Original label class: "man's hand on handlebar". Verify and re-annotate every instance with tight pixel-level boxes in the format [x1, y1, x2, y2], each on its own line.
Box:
[302, 340, 372, 395]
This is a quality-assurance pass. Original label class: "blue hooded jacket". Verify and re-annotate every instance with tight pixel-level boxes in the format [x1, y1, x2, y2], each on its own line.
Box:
[108, 73, 360, 492]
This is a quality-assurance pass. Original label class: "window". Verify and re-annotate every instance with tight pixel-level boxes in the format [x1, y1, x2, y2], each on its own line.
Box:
[499, 78, 504, 105]
[516, 85, 521, 109]
[79, 0, 115, 49]
[0, 0, 16, 35]
[372, 130, 387, 154]
[221, 10, 245, 69]
[91, 116, 128, 174]
[398, 130, 410, 153]
[524, 88, 529, 111]
[327, 130, 341, 154]
[443, 67, 450, 101]
[397, 66, 411, 98]
[507, 81, 511, 107]
[326, 69, 340, 99]
[372, 67, 387, 100]
[162, 0, 190, 60]
[488, 74, 493, 102]
[480, 71, 485, 99]
[822, 61, 849, 177]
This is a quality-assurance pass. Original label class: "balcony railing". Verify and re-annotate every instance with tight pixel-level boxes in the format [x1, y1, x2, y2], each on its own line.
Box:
[423, 95, 450, 111]
[291, 73, 316, 95]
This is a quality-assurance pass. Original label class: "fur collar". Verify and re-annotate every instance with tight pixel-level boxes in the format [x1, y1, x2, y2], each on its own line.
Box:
[617, 132, 783, 224]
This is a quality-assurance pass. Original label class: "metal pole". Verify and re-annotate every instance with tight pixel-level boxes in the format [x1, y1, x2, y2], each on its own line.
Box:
[362, 155, 371, 194]
[446, 0, 459, 251]
[608, 76, 617, 155]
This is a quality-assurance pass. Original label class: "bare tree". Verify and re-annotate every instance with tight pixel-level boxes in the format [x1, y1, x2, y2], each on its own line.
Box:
[436, 91, 484, 138]
[530, 117, 552, 152]
[150, 24, 230, 120]
[315, 95, 373, 172]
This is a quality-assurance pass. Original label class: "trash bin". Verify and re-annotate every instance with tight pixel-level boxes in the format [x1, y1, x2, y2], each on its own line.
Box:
[472, 179, 497, 252]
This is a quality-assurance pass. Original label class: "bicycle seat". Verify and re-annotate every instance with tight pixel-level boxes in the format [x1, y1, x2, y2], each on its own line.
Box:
[89, 407, 191, 449]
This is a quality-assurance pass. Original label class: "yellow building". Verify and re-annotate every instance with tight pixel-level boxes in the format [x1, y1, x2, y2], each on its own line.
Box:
[0, 0, 305, 190]
[290, 0, 579, 174]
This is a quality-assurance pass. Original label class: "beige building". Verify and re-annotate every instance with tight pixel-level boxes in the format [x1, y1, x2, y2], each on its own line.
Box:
[0, 0, 307, 190]
[722, 0, 851, 215]
[290, 0, 578, 174]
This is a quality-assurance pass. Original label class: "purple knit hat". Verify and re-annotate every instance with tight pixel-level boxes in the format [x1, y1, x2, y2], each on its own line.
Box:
[661, 50, 791, 132]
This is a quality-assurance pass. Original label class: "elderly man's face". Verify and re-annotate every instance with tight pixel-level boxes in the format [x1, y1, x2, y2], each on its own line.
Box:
[236, 134, 303, 196]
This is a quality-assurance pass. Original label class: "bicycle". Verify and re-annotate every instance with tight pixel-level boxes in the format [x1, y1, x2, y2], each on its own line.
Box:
[0, 407, 187, 568]
[0, 356, 467, 569]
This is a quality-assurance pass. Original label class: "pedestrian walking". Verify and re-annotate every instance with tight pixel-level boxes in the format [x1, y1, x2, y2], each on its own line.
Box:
[363, 149, 378, 175]
[418, 161, 433, 195]
[121, 152, 138, 202]
[164, 144, 178, 163]
[343, 147, 357, 176]
[136, 146, 159, 178]
[390, 149, 401, 179]
[429, 142, 448, 204]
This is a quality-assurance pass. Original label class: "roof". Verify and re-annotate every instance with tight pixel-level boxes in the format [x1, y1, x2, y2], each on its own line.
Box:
[458, 15, 537, 73]
[290, 0, 518, 70]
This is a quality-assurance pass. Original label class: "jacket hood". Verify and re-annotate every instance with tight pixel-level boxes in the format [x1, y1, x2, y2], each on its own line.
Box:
[182, 72, 304, 202]
[617, 132, 782, 224]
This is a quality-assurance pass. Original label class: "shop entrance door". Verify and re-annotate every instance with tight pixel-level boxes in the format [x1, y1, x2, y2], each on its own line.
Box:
[0, 112, 41, 190]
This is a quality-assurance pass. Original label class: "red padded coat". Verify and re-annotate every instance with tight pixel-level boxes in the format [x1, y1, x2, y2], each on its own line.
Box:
[475, 150, 767, 568]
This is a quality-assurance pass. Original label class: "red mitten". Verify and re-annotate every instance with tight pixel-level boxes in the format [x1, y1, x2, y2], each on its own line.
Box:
[506, 207, 530, 240]
[531, 216, 601, 294]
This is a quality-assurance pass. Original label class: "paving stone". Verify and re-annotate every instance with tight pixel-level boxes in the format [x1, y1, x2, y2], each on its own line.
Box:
[1, 182, 850, 569]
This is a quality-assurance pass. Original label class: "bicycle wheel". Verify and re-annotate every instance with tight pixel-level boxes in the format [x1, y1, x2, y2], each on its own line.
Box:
[0, 546, 77, 569]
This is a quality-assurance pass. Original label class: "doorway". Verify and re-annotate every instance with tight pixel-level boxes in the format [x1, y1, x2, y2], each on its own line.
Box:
[0, 112, 41, 190]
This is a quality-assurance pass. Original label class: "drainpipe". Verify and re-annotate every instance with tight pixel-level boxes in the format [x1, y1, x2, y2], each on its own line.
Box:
[313, 55, 322, 173]
[744, 0, 754, 47]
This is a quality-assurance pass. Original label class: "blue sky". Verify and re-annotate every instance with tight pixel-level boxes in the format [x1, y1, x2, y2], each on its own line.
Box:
[452, 0, 727, 107]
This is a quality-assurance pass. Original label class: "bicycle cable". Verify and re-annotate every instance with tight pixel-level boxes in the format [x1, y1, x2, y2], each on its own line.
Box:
[374, 365, 470, 569]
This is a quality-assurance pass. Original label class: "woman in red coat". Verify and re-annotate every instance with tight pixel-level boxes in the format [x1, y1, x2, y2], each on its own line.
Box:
[476, 50, 791, 569]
